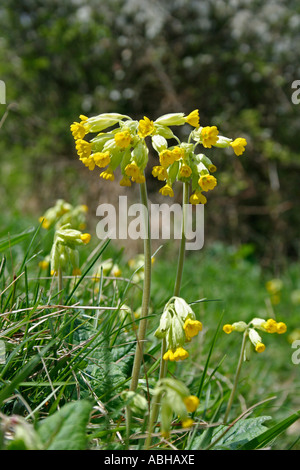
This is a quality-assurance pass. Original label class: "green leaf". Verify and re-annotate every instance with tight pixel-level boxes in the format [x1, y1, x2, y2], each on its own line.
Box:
[37, 400, 93, 450]
[0, 227, 35, 252]
[210, 416, 272, 450]
[239, 410, 300, 450]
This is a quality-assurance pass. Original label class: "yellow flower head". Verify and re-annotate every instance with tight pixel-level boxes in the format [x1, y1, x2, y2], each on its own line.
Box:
[185, 109, 200, 127]
[198, 174, 217, 191]
[152, 165, 168, 181]
[38, 260, 50, 270]
[80, 233, 91, 244]
[179, 164, 192, 178]
[172, 146, 185, 161]
[125, 161, 141, 179]
[276, 322, 287, 334]
[70, 121, 87, 140]
[159, 183, 174, 197]
[182, 418, 194, 428]
[100, 168, 115, 181]
[223, 324, 234, 334]
[184, 395, 200, 413]
[114, 130, 132, 148]
[76, 139, 92, 159]
[183, 318, 202, 340]
[255, 342, 266, 353]
[201, 126, 219, 148]
[93, 151, 111, 168]
[262, 318, 278, 334]
[173, 346, 189, 361]
[119, 176, 132, 187]
[39, 216, 51, 229]
[189, 191, 207, 205]
[159, 149, 176, 168]
[138, 116, 155, 138]
[131, 172, 145, 184]
[163, 349, 176, 362]
[230, 137, 247, 156]
[81, 156, 95, 171]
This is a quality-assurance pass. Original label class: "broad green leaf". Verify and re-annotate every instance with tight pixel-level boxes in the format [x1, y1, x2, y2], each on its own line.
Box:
[37, 400, 93, 450]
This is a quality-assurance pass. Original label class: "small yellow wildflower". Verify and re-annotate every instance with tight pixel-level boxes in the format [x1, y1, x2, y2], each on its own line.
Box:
[125, 161, 141, 179]
[230, 138, 247, 156]
[255, 342, 266, 353]
[38, 260, 50, 270]
[159, 183, 174, 197]
[152, 165, 168, 181]
[262, 318, 278, 334]
[131, 172, 145, 184]
[81, 156, 96, 171]
[172, 146, 185, 161]
[223, 324, 234, 334]
[189, 191, 207, 205]
[138, 116, 155, 138]
[173, 346, 189, 361]
[114, 130, 132, 148]
[70, 121, 87, 140]
[93, 151, 111, 168]
[182, 418, 194, 428]
[184, 395, 200, 413]
[201, 126, 219, 148]
[39, 217, 50, 229]
[183, 319, 202, 340]
[185, 109, 200, 127]
[159, 149, 176, 168]
[163, 349, 176, 361]
[179, 164, 192, 178]
[75, 139, 92, 159]
[100, 168, 114, 181]
[80, 233, 91, 244]
[198, 174, 217, 191]
[119, 176, 132, 187]
[276, 322, 287, 334]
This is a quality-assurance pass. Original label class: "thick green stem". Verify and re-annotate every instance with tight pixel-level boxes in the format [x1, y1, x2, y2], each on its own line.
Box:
[126, 180, 152, 446]
[224, 330, 248, 423]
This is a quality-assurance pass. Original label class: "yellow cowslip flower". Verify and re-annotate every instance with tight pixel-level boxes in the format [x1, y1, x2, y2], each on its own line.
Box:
[262, 318, 278, 334]
[159, 183, 174, 197]
[183, 318, 202, 340]
[163, 349, 176, 361]
[81, 156, 96, 171]
[119, 176, 132, 187]
[138, 116, 155, 138]
[76, 139, 92, 159]
[189, 191, 207, 205]
[70, 121, 87, 140]
[80, 233, 91, 244]
[93, 151, 111, 168]
[131, 172, 145, 184]
[72, 267, 81, 276]
[152, 165, 168, 181]
[208, 164, 217, 173]
[172, 146, 185, 161]
[276, 322, 287, 334]
[185, 109, 200, 128]
[255, 342, 266, 353]
[198, 174, 217, 191]
[38, 260, 50, 270]
[114, 130, 132, 148]
[173, 346, 189, 361]
[184, 395, 200, 413]
[265, 279, 283, 295]
[179, 164, 192, 178]
[100, 168, 115, 181]
[112, 264, 122, 277]
[230, 138, 247, 156]
[159, 149, 176, 168]
[39, 216, 51, 229]
[201, 126, 219, 148]
[125, 161, 141, 179]
[182, 418, 194, 428]
[223, 324, 234, 334]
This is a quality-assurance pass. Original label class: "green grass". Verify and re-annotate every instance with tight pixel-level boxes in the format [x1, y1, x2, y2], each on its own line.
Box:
[0, 220, 299, 450]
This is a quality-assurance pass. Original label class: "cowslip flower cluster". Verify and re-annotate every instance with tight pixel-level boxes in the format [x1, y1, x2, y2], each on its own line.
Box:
[39, 199, 88, 231]
[154, 297, 202, 362]
[71, 110, 247, 200]
[50, 224, 91, 276]
[223, 317, 287, 355]
[153, 378, 200, 437]
[150, 110, 247, 204]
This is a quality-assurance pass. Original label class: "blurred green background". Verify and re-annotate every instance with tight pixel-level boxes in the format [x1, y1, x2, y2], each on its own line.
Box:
[1, 0, 300, 269]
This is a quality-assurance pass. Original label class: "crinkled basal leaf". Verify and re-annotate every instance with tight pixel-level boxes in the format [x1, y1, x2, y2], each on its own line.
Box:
[37, 400, 93, 450]
[210, 416, 272, 450]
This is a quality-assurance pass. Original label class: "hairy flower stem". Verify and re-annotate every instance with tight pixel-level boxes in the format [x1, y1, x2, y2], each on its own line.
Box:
[145, 182, 189, 449]
[126, 179, 152, 444]
[224, 330, 248, 423]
